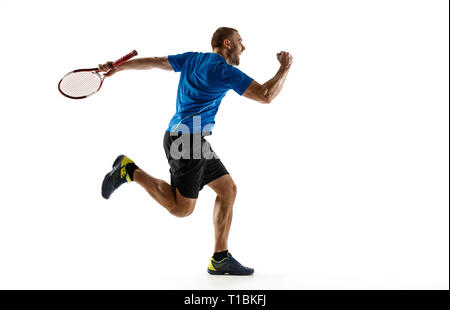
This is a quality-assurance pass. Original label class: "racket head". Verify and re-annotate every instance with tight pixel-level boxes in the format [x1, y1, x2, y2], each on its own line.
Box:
[58, 68, 104, 99]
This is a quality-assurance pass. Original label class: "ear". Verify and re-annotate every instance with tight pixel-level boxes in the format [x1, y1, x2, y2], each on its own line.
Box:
[223, 39, 232, 50]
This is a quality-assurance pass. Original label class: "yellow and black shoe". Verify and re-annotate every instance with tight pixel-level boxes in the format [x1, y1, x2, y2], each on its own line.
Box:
[207, 252, 254, 275]
[101, 155, 135, 199]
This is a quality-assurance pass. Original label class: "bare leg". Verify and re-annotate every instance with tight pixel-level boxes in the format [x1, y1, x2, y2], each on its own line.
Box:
[213, 193, 236, 252]
[133, 168, 196, 217]
[207, 174, 237, 253]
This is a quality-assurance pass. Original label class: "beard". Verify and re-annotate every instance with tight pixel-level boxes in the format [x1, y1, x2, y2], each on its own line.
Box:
[227, 48, 240, 66]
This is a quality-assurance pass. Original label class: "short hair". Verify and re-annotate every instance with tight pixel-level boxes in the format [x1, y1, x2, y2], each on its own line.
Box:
[211, 27, 238, 49]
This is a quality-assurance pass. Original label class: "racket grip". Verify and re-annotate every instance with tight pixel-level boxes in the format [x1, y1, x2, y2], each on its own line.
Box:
[112, 50, 138, 67]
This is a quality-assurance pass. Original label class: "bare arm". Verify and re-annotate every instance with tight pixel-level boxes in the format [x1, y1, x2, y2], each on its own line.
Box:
[243, 51, 293, 104]
[98, 56, 173, 76]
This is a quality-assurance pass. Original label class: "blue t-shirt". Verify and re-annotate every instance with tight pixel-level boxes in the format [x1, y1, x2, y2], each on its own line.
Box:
[167, 52, 253, 134]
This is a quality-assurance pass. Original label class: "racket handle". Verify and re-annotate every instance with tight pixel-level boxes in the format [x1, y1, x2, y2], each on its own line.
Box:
[112, 50, 138, 67]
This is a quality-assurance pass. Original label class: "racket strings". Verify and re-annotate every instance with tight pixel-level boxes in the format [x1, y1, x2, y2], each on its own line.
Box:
[59, 71, 102, 98]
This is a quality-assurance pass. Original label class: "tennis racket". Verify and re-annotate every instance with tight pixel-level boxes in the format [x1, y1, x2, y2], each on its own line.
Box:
[58, 50, 138, 99]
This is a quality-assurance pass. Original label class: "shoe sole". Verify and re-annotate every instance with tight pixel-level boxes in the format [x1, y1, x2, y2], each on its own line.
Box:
[101, 155, 126, 199]
[207, 269, 254, 276]
[101, 173, 114, 199]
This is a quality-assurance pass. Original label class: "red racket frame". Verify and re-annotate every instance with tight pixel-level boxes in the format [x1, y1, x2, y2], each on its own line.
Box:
[58, 50, 138, 99]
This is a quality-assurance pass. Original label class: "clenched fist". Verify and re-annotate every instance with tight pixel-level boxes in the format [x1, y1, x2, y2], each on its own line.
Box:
[277, 51, 293, 69]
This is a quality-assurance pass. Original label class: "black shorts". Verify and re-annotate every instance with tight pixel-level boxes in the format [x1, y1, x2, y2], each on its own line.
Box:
[163, 131, 229, 199]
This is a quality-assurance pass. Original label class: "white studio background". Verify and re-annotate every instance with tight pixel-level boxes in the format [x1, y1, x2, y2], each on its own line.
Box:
[0, 0, 448, 290]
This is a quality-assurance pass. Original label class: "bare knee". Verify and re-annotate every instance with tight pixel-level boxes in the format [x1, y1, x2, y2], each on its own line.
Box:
[208, 174, 238, 200]
[167, 188, 197, 217]
[231, 183, 237, 196]
[168, 201, 195, 218]
[220, 181, 237, 199]
[175, 207, 194, 218]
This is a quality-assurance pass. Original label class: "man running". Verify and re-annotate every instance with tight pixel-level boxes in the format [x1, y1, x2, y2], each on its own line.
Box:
[99, 27, 292, 275]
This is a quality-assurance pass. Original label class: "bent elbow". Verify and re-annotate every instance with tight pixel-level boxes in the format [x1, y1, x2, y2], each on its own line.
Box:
[260, 88, 272, 104]
[262, 96, 272, 104]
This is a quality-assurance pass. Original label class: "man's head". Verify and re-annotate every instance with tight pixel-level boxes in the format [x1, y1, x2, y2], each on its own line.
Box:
[211, 27, 246, 66]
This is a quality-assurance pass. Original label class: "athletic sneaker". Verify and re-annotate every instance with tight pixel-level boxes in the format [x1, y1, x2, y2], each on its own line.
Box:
[207, 252, 254, 275]
[101, 155, 135, 199]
